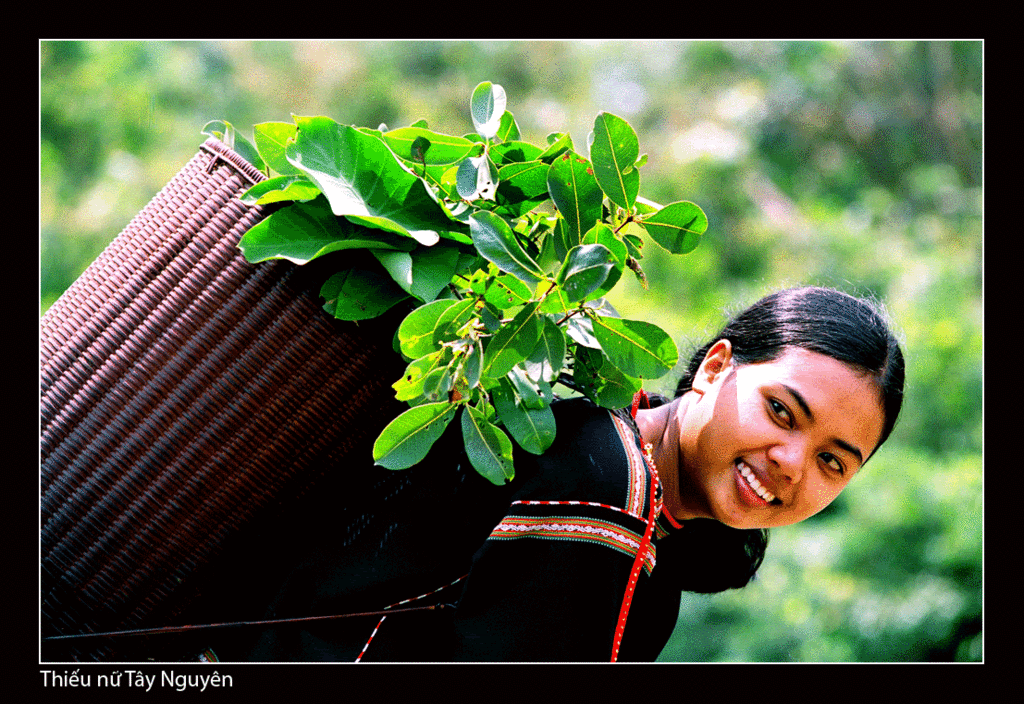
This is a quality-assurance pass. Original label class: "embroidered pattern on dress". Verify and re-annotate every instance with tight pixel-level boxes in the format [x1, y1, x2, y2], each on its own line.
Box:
[489, 515, 655, 575]
[609, 412, 649, 519]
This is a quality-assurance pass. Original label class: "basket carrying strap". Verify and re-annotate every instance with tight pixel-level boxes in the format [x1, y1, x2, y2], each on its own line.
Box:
[610, 390, 659, 662]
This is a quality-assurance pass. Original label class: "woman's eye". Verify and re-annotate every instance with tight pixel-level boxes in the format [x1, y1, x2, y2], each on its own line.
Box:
[820, 453, 845, 475]
[769, 399, 792, 426]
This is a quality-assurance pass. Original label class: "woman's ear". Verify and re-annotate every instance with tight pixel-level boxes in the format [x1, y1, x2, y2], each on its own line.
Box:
[692, 339, 734, 394]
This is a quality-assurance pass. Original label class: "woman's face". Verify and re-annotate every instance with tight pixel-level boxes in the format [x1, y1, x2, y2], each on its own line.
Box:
[675, 341, 885, 529]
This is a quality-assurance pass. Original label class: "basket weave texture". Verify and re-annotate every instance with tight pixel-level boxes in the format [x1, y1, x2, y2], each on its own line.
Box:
[40, 138, 404, 661]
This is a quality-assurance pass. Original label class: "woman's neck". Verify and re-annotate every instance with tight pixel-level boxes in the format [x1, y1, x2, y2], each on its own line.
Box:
[635, 396, 692, 521]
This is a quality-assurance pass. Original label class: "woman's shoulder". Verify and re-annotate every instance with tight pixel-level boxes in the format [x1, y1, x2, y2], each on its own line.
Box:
[512, 396, 653, 519]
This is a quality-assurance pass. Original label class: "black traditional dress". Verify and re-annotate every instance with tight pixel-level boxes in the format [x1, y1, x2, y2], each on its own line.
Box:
[210, 397, 687, 662]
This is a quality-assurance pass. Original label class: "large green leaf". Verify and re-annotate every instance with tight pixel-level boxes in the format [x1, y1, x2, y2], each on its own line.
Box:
[484, 273, 534, 310]
[523, 316, 565, 383]
[320, 265, 410, 321]
[537, 131, 574, 163]
[469, 211, 545, 285]
[432, 298, 478, 347]
[373, 243, 461, 302]
[492, 377, 556, 455]
[565, 313, 601, 348]
[471, 82, 507, 141]
[461, 404, 515, 484]
[590, 112, 640, 211]
[410, 244, 462, 301]
[505, 365, 553, 410]
[482, 301, 543, 378]
[458, 338, 484, 392]
[393, 351, 446, 402]
[477, 300, 504, 334]
[555, 243, 616, 303]
[240, 174, 321, 206]
[398, 299, 461, 358]
[286, 115, 465, 246]
[572, 345, 642, 409]
[373, 402, 457, 469]
[495, 110, 521, 142]
[419, 361, 456, 403]
[581, 222, 627, 299]
[238, 196, 415, 265]
[253, 121, 301, 175]
[494, 160, 549, 215]
[382, 126, 482, 165]
[547, 151, 603, 250]
[490, 141, 543, 165]
[590, 314, 678, 379]
[642, 201, 708, 254]
[538, 281, 574, 316]
[456, 154, 497, 201]
[496, 160, 548, 195]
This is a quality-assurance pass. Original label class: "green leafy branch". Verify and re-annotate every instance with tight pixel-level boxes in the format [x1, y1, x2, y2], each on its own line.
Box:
[207, 81, 708, 485]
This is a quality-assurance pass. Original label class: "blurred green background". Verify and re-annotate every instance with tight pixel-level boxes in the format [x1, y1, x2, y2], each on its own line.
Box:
[40, 40, 982, 662]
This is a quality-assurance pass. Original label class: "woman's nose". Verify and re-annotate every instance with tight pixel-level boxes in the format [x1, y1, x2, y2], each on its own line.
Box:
[767, 441, 805, 484]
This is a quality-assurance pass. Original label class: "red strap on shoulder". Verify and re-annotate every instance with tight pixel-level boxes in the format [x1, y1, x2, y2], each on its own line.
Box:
[630, 389, 650, 418]
[610, 404, 657, 663]
[611, 478, 657, 662]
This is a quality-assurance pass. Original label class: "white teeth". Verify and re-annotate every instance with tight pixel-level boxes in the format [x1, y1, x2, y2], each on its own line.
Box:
[738, 462, 777, 503]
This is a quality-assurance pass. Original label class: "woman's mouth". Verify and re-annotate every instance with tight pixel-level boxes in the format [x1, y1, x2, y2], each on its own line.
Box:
[737, 460, 780, 505]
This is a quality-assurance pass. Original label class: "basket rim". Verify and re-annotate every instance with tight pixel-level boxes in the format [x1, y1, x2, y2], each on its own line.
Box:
[199, 138, 266, 186]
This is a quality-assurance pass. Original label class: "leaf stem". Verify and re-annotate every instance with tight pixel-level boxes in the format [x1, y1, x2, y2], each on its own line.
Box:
[555, 308, 583, 326]
[613, 214, 634, 235]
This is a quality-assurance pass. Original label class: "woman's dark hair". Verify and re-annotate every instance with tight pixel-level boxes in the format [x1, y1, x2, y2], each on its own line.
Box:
[657, 286, 905, 594]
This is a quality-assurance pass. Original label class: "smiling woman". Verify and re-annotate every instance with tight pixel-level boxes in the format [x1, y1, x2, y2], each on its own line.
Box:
[634, 285, 905, 582]
[641, 343, 885, 529]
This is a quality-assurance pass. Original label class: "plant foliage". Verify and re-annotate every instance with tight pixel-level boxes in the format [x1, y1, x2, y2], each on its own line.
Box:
[212, 82, 708, 484]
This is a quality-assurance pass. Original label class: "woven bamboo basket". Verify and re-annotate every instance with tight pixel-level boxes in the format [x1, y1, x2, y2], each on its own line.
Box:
[40, 138, 407, 661]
